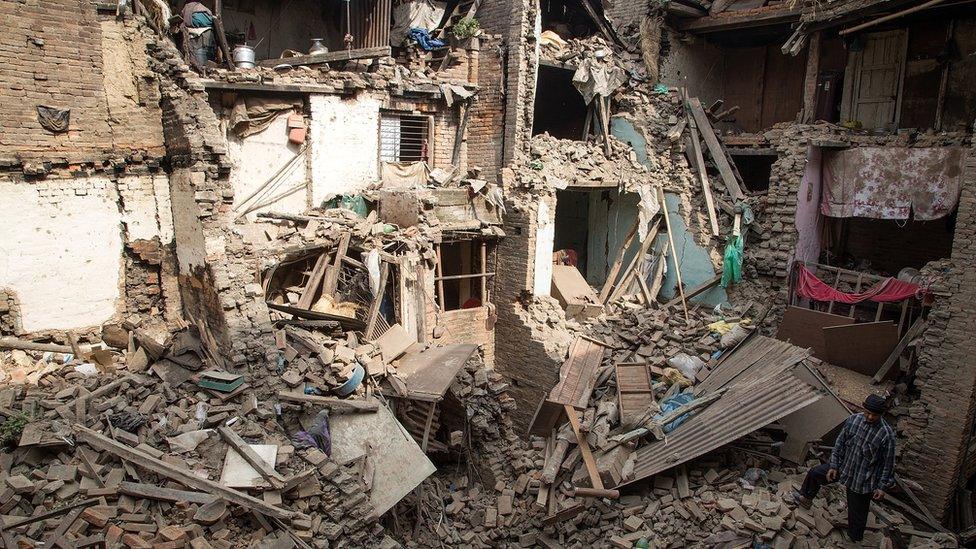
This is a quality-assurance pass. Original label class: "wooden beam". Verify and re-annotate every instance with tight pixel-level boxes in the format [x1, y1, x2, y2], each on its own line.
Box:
[688, 98, 745, 202]
[599, 219, 640, 303]
[838, 0, 947, 36]
[322, 234, 351, 296]
[1, 499, 98, 531]
[677, 5, 799, 32]
[872, 319, 927, 383]
[118, 481, 218, 504]
[686, 121, 720, 237]
[296, 252, 329, 310]
[218, 426, 287, 489]
[257, 46, 392, 67]
[277, 392, 379, 413]
[660, 188, 689, 322]
[73, 425, 299, 522]
[801, 31, 822, 123]
[664, 274, 722, 309]
[212, 1, 235, 71]
[564, 405, 605, 490]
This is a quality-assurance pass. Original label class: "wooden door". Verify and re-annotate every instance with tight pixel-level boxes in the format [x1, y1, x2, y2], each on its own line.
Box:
[841, 30, 908, 130]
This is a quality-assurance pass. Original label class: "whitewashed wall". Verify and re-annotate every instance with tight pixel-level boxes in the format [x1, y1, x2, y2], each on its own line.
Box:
[310, 94, 381, 205]
[229, 113, 309, 221]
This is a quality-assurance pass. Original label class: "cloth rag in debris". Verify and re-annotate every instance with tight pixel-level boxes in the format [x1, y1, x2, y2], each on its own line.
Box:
[409, 28, 445, 51]
[572, 57, 627, 105]
[36, 106, 69, 133]
[795, 264, 924, 304]
[721, 234, 743, 288]
[293, 409, 332, 455]
[382, 161, 429, 188]
[654, 392, 696, 433]
[230, 96, 302, 138]
[390, 1, 446, 46]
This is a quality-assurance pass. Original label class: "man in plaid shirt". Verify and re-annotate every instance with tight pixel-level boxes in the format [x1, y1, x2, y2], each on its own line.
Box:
[790, 394, 896, 543]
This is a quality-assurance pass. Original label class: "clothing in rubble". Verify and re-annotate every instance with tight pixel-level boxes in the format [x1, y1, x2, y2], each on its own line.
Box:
[181, 1, 215, 66]
[408, 28, 445, 51]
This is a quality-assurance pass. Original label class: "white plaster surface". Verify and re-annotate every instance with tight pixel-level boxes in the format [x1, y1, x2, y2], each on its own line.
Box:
[119, 174, 173, 242]
[228, 113, 308, 221]
[794, 146, 823, 266]
[310, 94, 381, 204]
[0, 178, 123, 331]
[532, 198, 555, 297]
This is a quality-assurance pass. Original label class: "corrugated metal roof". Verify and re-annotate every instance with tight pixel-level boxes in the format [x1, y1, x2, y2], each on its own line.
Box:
[619, 336, 832, 487]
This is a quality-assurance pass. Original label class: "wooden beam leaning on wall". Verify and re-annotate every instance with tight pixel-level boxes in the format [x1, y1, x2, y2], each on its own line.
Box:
[687, 98, 746, 202]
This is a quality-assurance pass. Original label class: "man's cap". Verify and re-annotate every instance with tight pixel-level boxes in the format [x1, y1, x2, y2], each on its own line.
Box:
[863, 394, 886, 413]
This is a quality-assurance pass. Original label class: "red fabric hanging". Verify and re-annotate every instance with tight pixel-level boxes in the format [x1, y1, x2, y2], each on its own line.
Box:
[795, 264, 923, 304]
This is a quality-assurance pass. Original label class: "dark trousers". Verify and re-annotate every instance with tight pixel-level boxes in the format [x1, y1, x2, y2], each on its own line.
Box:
[800, 463, 873, 541]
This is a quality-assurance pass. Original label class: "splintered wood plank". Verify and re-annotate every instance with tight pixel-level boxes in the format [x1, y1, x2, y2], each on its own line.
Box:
[564, 405, 604, 491]
[688, 97, 745, 201]
[685, 119, 720, 237]
[599, 219, 639, 303]
[296, 252, 329, 310]
[549, 338, 605, 409]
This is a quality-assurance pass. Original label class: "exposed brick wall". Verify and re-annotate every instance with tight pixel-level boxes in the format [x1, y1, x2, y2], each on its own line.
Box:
[492, 178, 566, 432]
[602, 0, 651, 36]
[0, 2, 164, 163]
[901, 131, 976, 521]
[468, 36, 507, 184]
[428, 308, 496, 368]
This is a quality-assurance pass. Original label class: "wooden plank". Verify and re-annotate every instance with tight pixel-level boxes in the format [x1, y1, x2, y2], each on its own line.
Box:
[549, 338, 605, 409]
[873, 319, 926, 383]
[277, 392, 379, 413]
[664, 274, 722, 309]
[1, 499, 98, 531]
[564, 405, 605, 490]
[616, 362, 656, 427]
[257, 46, 392, 67]
[677, 5, 799, 32]
[552, 265, 603, 319]
[296, 253, 329, 310]
[775, 306, 854, 360]
[599, 219, 639, 303]
[609, 219, 660, 302]
[686, 120, 720, 237]
[661, 187, 689, 321]
[823, 322, 900, 376]
[211, 7, 235, 70]
[118, 481, 217, 505]
[687, 98, 745, 201]
[364, 261, 391, 340]
[322, 234, 351, 296]
[218, 427, 286, 489]
[74, 426, 298, 521]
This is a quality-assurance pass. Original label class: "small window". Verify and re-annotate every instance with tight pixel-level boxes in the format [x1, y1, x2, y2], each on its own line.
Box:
[434, 239, 494, 311]
[380, 112, 430, 163]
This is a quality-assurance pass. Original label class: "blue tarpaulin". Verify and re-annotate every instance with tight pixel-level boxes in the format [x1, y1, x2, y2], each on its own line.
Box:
[409, 28, 445, 51]
[654, 392, 695, 433]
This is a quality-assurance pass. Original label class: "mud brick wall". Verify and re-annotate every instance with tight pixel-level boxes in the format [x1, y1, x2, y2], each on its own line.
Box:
[0, 2, 164, 163]
[901, 132, 976, 521]
[429, 308, 496, 368]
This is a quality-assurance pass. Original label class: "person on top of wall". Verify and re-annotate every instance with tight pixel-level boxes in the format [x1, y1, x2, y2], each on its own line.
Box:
[788, 394, 896, 545]
[180, 1, 216, 67]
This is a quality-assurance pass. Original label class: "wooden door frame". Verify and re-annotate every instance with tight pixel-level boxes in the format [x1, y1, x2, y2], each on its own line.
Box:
[839, 29, 909, 128]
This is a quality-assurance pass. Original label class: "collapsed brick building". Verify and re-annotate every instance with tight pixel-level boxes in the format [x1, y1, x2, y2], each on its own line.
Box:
[0, 0, 975, 546]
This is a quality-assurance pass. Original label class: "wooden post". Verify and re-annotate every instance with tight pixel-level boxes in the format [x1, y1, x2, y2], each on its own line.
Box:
[435, 245, 446, 309]
[212, 0, 235, 70]
[564, 405, 604, 490]
[660, 187, 689, 321]
[480, 241, 488, 303]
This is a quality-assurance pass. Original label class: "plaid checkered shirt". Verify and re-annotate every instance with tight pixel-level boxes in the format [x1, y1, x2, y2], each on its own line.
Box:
[829, 413, 897, 494]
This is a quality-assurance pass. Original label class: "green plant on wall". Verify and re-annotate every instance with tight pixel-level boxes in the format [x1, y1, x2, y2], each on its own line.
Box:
[452, 17, 481, 40]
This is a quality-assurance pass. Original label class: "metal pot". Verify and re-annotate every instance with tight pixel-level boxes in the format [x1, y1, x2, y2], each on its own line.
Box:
[232, 45, 256, 69]
[309, 38, 328, 55]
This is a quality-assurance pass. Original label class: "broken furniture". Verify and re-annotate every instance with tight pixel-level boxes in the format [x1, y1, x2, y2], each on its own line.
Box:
[551, 264, 603, 320]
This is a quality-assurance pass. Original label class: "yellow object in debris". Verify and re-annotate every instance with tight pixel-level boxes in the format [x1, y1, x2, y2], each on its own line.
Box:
[661, 368, 693, 388]
[707, 321, 735, 335]
[312, 294, 359, 319]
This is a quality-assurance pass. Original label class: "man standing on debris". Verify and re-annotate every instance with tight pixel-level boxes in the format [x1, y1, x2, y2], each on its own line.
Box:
[790, 394, 895, 544]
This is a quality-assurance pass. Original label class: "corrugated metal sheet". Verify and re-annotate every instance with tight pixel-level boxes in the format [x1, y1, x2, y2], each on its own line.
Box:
[350, 0, 392, 49]
[619, 336, 830, 487]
